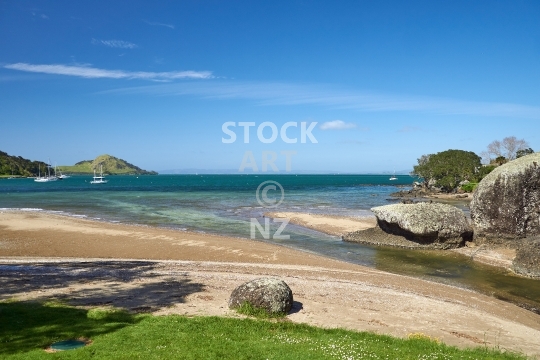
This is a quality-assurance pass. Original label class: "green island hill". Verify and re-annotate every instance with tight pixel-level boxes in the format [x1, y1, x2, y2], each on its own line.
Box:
[59, 154, 158, 175]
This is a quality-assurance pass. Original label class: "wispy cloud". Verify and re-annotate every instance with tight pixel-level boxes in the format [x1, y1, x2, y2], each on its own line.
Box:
[398, 126, 420, 133]
[31, 11, 49, 19]
[320, 120, 356, 130]
[144, 20, 175, 29]
[4, 63, 213, 80]
[101, 81, 540, 119]
[91, 39, 138, 49]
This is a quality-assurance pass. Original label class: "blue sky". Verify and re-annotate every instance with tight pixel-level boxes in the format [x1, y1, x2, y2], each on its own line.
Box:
[1, 0, 539, 173]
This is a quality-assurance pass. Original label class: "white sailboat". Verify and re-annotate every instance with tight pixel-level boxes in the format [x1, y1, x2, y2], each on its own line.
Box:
[90, 164, 108, 184]
[389, 171, 397, 181]
[34, 159, 58, 182]
[7, 165, 15, 179]
[56, 165, 70, 179]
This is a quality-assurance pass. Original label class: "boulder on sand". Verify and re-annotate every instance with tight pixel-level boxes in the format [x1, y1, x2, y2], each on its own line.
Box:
[471, 153, 540, 240]
[366, 202, 472, 249]
[228, 278, 293, 315]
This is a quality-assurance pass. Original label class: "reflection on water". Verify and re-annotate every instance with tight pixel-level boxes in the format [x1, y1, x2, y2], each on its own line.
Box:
[372, 246, 540, 313]
[1, 174, 539, 313]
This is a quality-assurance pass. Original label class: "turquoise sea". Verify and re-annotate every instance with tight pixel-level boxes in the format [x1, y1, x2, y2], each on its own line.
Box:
[1, 174, 539, 312]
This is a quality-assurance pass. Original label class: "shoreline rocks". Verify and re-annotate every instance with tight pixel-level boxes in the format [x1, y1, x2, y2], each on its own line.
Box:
[471, 153, 540, 240]
[390, 187, 472, 202]
[390, 187, 438, 199]
[375, 203, 472, 248]
[344, 226, 447, 249]
[344, 155, 540, 279]
[345, 203, 472, 250]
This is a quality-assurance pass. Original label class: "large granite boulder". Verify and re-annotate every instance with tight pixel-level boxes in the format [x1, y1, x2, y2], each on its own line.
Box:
[471, 153, 540, 239]
[513, 238, 540, 278]
[369, 202, 472, 248]
[228, 278, 293, 315]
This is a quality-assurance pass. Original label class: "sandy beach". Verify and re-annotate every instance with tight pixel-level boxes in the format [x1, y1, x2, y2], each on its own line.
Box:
[1, 210, 540, 357]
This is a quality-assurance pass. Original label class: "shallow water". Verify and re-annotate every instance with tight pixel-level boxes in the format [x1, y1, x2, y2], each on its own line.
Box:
[1, 174, 539, 312]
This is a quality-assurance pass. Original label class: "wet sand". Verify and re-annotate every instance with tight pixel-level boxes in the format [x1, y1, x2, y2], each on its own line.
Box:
[265, 211, 377, 236]
[1, 210, 539, 356]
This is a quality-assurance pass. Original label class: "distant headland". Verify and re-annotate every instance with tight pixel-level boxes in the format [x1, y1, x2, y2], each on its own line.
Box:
[0, 151, 157, 177]
[59, 154, 158, 175]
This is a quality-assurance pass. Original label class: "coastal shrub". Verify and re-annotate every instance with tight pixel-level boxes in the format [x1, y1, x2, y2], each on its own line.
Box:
[461, 182, 478, 193]
[516, 148, 534, 158]
[474, 165, 496, 182]
[494, 156, 508, 165]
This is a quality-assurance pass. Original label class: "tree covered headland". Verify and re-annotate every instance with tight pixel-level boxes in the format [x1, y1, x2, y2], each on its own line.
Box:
[1, 151, 158, 177]
[0, 151, 50, 177]
[412, 149, 494, 192]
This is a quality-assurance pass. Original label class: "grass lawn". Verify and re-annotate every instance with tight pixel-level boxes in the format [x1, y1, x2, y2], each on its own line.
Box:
[0, 301, 527, 359]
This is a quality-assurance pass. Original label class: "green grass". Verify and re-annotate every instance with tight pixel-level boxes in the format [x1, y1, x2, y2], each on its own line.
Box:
[0, 301, 527, 359]
[57, 163, 94, 174]
[233, 301, 287, 319]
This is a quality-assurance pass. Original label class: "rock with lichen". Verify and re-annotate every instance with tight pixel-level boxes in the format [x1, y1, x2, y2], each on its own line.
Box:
[471, 153, 540, 240]
[367, 202, 472, 249]
[228, 278, 293, 315]
[513, 238, 540, 278]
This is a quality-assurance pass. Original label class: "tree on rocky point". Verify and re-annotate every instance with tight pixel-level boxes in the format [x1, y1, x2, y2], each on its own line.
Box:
[412, 149, 482, 192]
[516, 148, 534, 158]
[494, 156, 507, 166]
[484, 136, 529, 163]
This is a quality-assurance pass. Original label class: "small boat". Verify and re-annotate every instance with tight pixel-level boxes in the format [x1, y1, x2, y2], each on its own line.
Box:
[56, 166, 70, 179]
[90, 164, 108, 184]
[34, 160, 58, 182]
[389, 171, 397, 181]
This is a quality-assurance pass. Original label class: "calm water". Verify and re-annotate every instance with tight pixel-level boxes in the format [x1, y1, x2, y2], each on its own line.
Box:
[1, 174, 539, 312]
